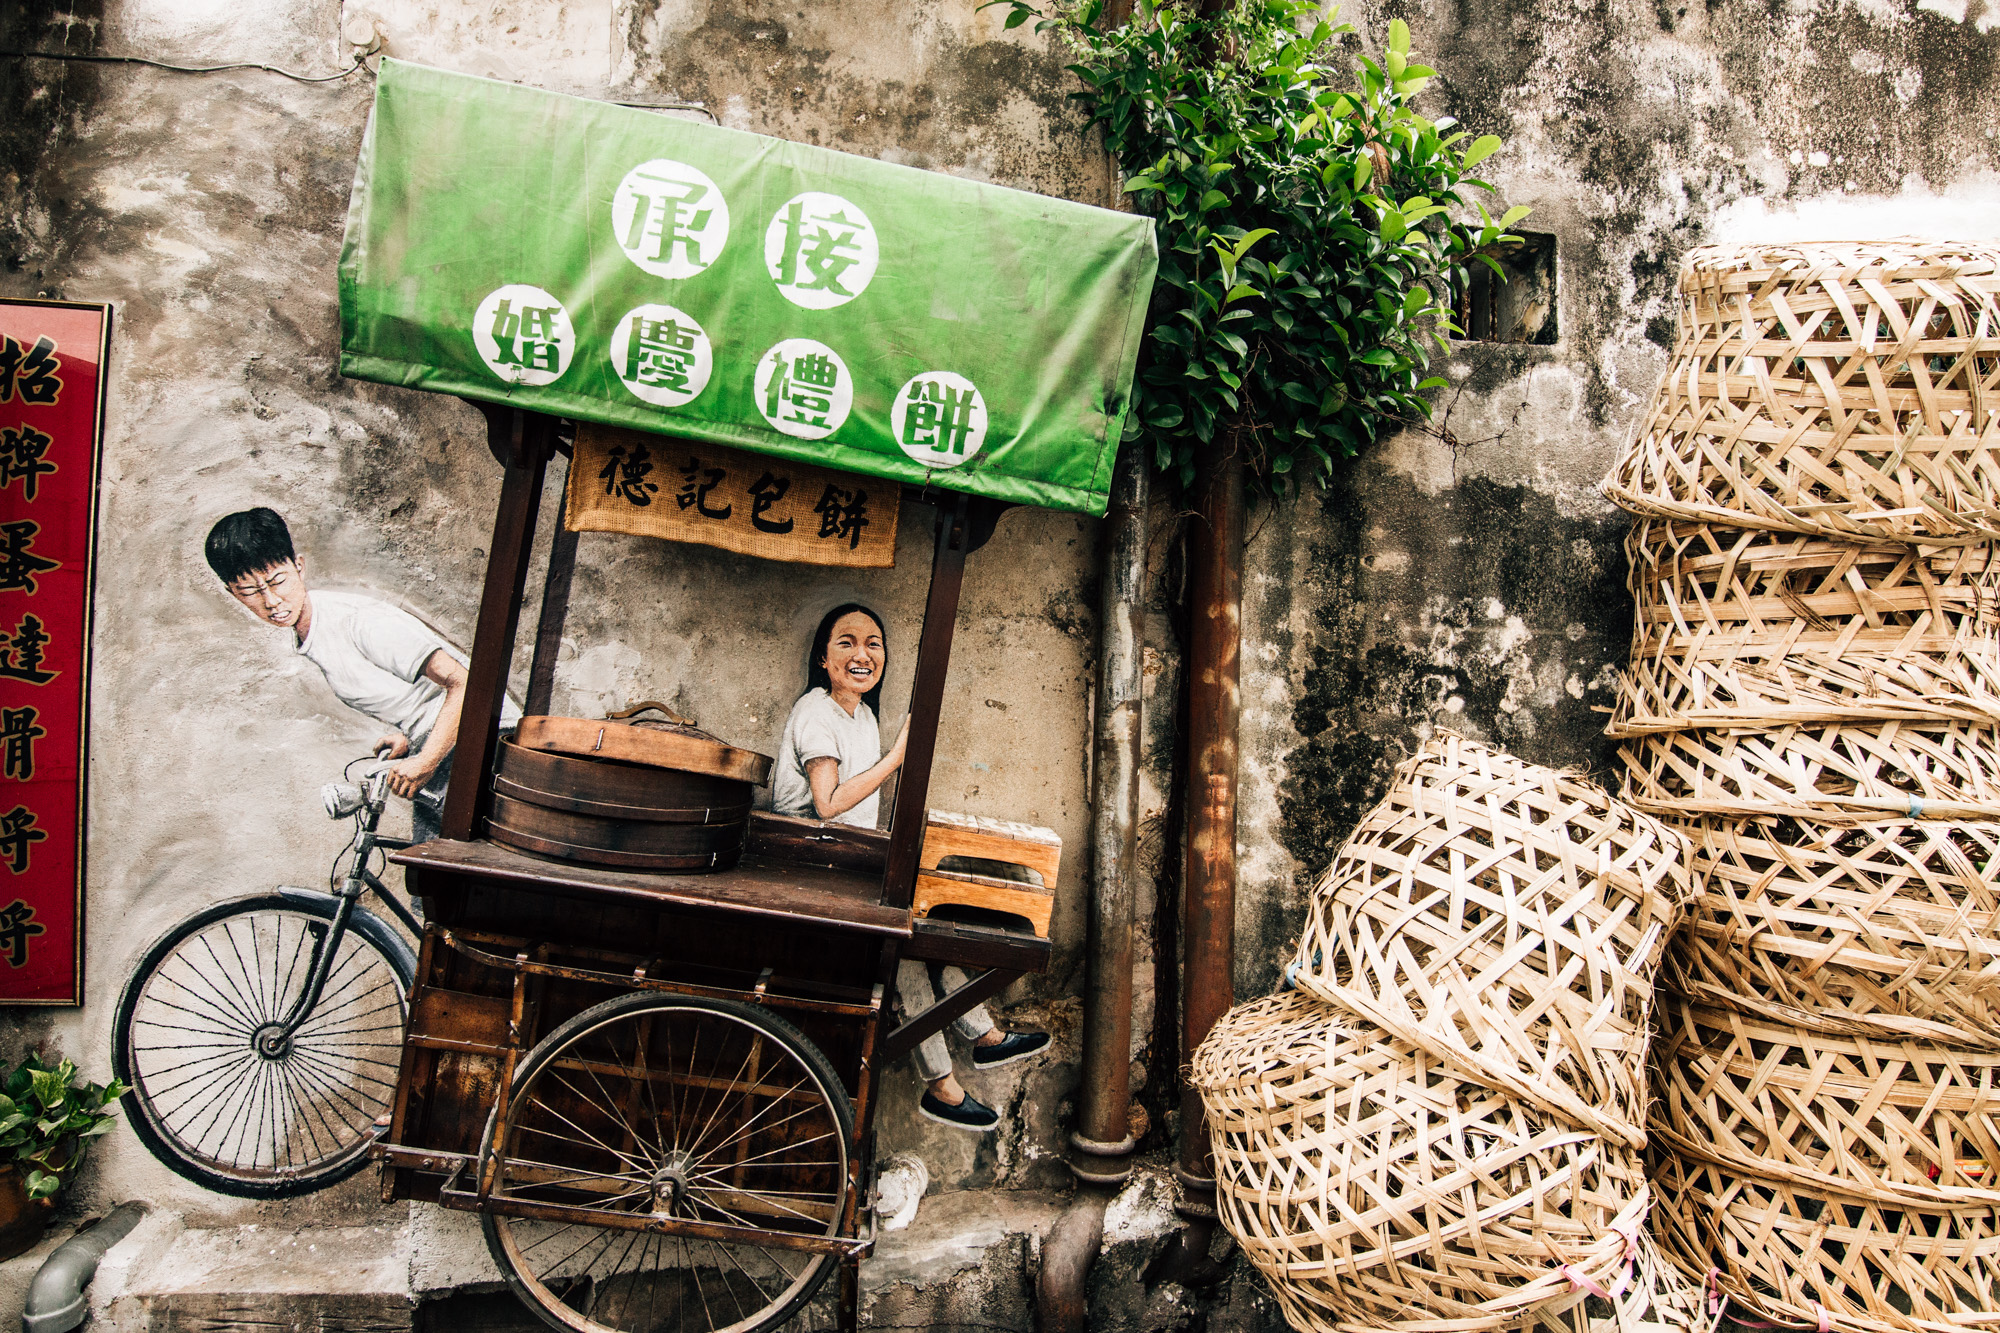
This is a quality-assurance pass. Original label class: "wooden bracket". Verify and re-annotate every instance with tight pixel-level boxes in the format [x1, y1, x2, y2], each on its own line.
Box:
[878, 966, 1018, 1065]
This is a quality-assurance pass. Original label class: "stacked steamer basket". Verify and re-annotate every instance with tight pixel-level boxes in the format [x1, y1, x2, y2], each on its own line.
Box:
[492, 706, 773, 872]
[1601, 241, 2000, 1333]
[1190, 732, 1699, 1333]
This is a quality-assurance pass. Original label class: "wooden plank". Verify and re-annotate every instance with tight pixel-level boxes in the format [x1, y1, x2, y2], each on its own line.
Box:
[394, 837, 913, 938]
[905, 913, 1052, 973]
[747, 810, 889, 872]
[442, 407, 555, 841]
[407, 986, 510, 1052]
[882, 496, 971, 909]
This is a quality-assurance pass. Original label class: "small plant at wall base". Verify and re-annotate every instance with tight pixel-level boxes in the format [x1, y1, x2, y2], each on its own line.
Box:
[987, 0, 1528, 492]
[0, 1051, 125, 1201]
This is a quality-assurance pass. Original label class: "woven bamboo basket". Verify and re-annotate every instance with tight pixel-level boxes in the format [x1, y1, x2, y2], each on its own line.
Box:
[1650, 998, 2000, 1203]
[1193, 992, 1655, 1333]
[1609, 519, 2000, 735]
[1617, 719, 2000, 821]
[1649, 1000, 2000, 1333]
[1667, 815, 2000, 1046]
[1602, 241, 2000, 546]
[1524, 1238, 1708, 1333]
[1649, 1136, 2000, 1333]
[1288, 732, 1692, 1138]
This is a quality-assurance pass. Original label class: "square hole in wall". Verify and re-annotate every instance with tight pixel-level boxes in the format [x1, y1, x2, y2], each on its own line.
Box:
[1455, 232, 1558, 345]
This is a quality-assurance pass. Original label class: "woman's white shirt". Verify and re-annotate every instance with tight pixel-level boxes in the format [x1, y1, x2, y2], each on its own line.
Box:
[772, 688, 884, 828]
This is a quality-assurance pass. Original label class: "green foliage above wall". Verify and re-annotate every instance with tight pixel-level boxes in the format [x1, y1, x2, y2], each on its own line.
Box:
[990, 0, 1528, 492]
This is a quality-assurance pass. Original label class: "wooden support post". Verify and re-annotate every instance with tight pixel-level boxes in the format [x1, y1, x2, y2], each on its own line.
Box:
[441, 407, 555, 842]
[880, 494, 971, 910]
[524, 476, 579, 717]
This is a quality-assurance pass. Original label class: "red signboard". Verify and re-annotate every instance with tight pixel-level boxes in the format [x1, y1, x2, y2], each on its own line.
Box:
[0, 300, 109, 1005]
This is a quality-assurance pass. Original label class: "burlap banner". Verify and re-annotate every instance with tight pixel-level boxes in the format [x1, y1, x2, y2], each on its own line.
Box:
[568, 423, 898, 568]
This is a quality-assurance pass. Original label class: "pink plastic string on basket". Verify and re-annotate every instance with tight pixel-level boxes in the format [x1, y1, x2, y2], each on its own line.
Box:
[1560, 1220, 1644, 1303]
[1707, 1268, 1831, 1333]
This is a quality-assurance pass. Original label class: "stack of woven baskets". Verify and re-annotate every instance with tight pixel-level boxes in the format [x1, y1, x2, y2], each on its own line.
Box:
[1191, 732, 1696, 1333]
[1602, 241, 2000, 1333]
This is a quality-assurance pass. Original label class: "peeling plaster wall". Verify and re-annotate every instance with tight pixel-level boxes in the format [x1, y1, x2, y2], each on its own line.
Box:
[1242, 0, 2000, 991]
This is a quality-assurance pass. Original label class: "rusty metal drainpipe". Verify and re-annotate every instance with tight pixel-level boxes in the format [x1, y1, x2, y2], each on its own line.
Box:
[1039, 446, 1148, 1333]
[1169, 454, 1243, 1286]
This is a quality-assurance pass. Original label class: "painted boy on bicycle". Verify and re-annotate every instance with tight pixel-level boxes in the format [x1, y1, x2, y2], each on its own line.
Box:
[204, 507, 518, 842]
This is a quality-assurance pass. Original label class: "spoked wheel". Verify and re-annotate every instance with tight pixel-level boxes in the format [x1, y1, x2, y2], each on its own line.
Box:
[482, 992, 855, 1333]
[111, 894, 413, 1197]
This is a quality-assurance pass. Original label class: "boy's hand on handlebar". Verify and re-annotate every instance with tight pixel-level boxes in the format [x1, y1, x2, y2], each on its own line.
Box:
[384, 754, 438, 798]
[373, 731, 411, 761]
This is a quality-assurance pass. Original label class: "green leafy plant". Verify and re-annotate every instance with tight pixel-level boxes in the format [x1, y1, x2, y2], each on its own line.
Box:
[987, 0, 1527, 491]
[0, 1052, 126, 1201]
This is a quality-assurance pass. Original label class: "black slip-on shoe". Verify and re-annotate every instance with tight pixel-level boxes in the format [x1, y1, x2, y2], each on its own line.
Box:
[918, 1090, 999, 1132]
[970, 1030, 1051, 1071]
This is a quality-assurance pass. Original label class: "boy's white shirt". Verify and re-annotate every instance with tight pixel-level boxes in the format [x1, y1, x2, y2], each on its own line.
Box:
[296, 589, 521, 743]
[772, 687, 883, 829]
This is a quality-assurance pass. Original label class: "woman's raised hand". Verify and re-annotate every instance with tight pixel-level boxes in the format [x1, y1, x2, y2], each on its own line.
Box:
[891, 715, 910, 761]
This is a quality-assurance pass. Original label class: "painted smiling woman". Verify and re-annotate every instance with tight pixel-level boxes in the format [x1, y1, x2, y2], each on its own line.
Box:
[771, 604, 1048, 1131]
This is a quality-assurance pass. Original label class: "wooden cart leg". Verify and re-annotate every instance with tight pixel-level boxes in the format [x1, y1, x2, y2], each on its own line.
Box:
[840, 1253, 861, 1333]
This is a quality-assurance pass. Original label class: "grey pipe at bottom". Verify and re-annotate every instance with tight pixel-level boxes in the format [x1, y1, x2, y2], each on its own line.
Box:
[23, 1200, 150, 1333]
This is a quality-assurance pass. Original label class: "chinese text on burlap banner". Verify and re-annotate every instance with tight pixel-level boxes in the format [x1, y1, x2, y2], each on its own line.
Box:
[571, 425, 898, 568]
[0, 301, 109, 1004]
[338, 60, 1157, 517]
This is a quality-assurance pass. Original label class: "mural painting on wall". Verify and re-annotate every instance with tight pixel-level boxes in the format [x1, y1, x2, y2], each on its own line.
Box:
[0, 299, 110, 1005]
[203, 508, 522, 843]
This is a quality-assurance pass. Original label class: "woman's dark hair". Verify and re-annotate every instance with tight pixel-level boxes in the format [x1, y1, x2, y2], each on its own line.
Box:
[805, 603, 887, 715]
[205, 507, 296, 584]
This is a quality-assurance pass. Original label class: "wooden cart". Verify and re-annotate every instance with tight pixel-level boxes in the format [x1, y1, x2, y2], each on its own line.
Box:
[376, 408, 1050, 1333]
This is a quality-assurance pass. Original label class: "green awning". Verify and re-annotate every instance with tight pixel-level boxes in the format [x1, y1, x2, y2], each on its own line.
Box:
[337, 60, 1158, 516]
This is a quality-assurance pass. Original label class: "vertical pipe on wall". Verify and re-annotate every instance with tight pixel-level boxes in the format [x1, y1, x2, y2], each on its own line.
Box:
[1040, 448, 1148, 1332]
[1074, 445, 1149, 1182]
[1175, 453, 1242, 1248]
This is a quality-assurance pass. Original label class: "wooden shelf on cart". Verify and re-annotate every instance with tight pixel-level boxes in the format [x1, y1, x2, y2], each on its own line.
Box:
[393, 835, 1051, 973]
[393, 836, 911, 937]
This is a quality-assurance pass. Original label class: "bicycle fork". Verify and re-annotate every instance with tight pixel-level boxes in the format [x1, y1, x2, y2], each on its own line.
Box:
[265, 774, 393, 1052]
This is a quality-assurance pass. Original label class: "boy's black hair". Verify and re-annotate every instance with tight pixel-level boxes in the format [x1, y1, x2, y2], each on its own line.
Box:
[205, 508, 296, 585]
[805, 603, 887, 715]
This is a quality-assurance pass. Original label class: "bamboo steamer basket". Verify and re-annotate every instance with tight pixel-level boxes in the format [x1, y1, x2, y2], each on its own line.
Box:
[1616, 719, 2000, 822]
[514, 709, 772, 784]
[1649, 998, 2000, 1333]
[492, 707, 773, 873]
[1288, 731, 1692, 1137]
[1610, 518, 2000, 735]
[1666, 815, 2000, 1046]
[1602, 241, 2000, 545]
[1192, 991, 1658, 1333]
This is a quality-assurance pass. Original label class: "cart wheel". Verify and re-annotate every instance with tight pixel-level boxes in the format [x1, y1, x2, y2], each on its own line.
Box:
[482, 992, 854, 1333]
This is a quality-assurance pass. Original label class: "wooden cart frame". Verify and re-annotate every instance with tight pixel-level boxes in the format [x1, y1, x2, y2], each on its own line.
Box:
[376, 406, 1051, 1333]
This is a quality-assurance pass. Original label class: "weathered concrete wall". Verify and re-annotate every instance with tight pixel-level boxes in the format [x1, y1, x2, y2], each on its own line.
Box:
[8, 0, 2000, 1322]
[1234, 0, 2000, 1000]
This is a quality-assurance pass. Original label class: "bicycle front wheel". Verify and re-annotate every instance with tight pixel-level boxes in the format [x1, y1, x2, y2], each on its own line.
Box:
[112, 893, 412, 1197]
